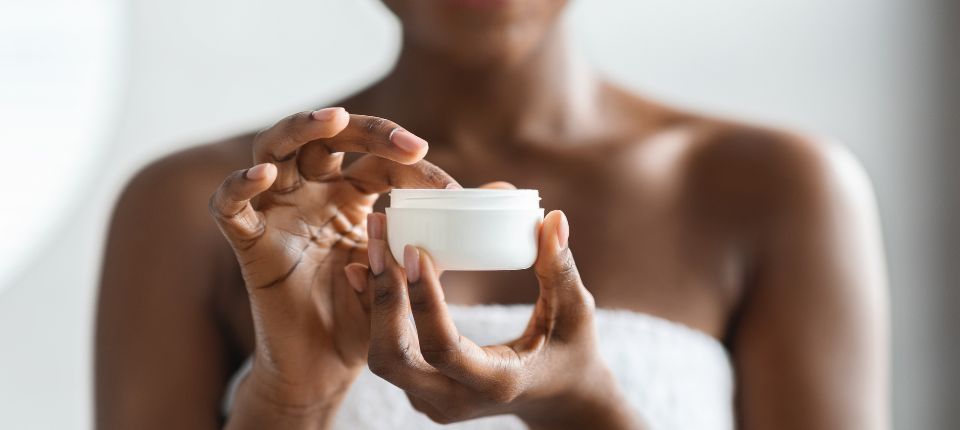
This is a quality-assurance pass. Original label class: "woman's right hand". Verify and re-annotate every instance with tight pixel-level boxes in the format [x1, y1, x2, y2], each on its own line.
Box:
[209, 108, 458, 422]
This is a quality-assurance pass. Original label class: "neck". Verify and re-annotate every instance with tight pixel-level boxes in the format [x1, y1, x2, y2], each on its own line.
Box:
[367, 25, 603, 145]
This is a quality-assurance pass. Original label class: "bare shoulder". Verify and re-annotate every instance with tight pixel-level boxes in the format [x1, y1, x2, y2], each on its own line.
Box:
[604, 83, 873, 214]
[602, 81, 877, 240]
[663, 113, 877, 229]
[104, 133, 255, 303]
[657, 118, 890, 430]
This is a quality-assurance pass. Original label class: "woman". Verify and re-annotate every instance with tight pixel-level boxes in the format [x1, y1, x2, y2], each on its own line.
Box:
[97, 1, 889, 429]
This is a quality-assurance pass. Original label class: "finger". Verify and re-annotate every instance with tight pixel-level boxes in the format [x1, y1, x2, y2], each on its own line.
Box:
[327, 241, 370, 365]
[404, 246, 464, 370]
[478, 181, 517, 190]
[253, 107, 350, 192]
[208, 163, 277, 247]
[344, 263, 369, 294]
[530, 210, 595, 339]
[341, 155, 459, 195]
[405, 247, 523, 398]
[365, 214, 450, 397]
[299, 115, 429, 181]
[345, 263, 373, 318]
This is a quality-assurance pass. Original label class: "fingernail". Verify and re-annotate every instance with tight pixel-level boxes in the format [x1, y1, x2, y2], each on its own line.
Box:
[556, 211, 569, 250]
[344, 265, 367, 293]
[367, 213, 383, 240]
[311, 107, 344, 121]
[445, 182, 463, 190]
[366, 214, 385, 275]
[246, 163, 273, 180]
[390, 128, 428, 153]
[368, 240, 385, 275]
[404, 246, 420, 283]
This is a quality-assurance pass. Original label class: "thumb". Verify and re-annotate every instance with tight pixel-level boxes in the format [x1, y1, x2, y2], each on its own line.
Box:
[532, 211, 595, 332]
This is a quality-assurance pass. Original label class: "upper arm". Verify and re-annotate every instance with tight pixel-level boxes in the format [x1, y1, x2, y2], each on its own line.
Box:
[726, 136, 889, 429]
[96, 151, 238, 429]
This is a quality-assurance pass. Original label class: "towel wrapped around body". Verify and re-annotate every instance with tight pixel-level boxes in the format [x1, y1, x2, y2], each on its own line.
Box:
[224, 304, 734, 430]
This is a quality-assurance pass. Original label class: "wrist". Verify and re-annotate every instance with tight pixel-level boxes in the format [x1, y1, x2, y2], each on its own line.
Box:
[516, 364, 641, 430]
[252, 360, 357, 409]
[226, 375, 328, 430]
[225, 363, 356, 430]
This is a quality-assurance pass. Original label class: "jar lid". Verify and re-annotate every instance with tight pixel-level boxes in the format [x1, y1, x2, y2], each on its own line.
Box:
[389, 188, 541, 210]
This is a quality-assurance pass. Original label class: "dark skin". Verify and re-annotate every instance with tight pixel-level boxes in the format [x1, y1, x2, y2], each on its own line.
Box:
[97, 0, 889, 429]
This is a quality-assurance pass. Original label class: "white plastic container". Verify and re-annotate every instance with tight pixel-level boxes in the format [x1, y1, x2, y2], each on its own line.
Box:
[385, 189, 544, 271]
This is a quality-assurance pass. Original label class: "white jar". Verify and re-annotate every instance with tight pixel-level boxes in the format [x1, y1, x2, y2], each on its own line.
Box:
[385, 189, 544, 271]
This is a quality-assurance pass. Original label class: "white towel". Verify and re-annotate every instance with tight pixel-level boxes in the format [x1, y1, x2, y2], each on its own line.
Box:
[225, 305, 734, 430]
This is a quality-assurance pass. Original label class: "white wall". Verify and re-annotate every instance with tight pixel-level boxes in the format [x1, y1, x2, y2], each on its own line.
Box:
[0, 0, 951, 428]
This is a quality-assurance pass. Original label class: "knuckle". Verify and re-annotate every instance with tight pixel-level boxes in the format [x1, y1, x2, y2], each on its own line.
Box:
[272, 112, 312, 153]
[367, 354, 393, 378]
[282, 127, 304, 149]
[420, 346, 458, 368]
[447, 404, 473, 423]
[420, 163, 451, 187]
[359, 116, 387, 135]
[372, 283, 396, 307]
[554, 253, 579, 281]
[538, 252, 582, 288]
[565, 292, 596, 324]
[368, 338, 416, 377]
[431, 413, 458, 425]
[286, 111, 312, 130]
[396, 337, 417, 364]
[485, 379, 523, 405]
[428, 414, 454, 425]
[367, 348, 401, 377]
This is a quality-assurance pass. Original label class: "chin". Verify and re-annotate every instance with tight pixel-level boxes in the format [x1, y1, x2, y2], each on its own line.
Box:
[385, 0, 567, 68]
[419, 25, 549, 69]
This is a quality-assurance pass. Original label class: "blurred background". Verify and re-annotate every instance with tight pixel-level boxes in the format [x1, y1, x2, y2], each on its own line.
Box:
[0, 0, 956, 428]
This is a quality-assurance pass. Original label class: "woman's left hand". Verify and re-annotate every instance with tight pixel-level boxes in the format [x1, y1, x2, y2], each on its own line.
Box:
[344, 210, 642, 429]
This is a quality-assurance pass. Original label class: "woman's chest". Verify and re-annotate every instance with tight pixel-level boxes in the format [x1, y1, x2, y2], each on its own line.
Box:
[420, 149, 742, 337]
[224, 144, 743, 350]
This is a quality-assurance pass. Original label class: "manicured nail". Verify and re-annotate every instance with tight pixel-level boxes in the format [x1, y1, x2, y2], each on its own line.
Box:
[366, 214, 385, 275]
[390, 128, 428, 153]
[445, 182, 463, 190]
[311, 107, 344, 121]
[367, 213, 383, 240]
[556, 211, 569, 250]
[344, 264, 367, 293]
[245, 163, 274, 180]
[404, 246, 420, 283]
[368, 240, 385, 275]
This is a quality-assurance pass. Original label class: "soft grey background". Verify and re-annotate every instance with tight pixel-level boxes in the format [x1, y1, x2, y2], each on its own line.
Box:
[1, 0, 956, 428]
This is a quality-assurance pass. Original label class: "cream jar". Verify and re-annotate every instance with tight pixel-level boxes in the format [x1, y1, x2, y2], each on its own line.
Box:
[385, 189, 544, 271]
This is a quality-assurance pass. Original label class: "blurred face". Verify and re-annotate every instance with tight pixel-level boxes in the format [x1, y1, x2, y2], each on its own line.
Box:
[382, 0, 568, 68]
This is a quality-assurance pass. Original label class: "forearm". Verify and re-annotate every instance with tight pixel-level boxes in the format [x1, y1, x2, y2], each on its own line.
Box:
[224, 370, 346, 430]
